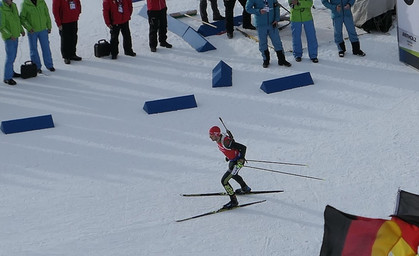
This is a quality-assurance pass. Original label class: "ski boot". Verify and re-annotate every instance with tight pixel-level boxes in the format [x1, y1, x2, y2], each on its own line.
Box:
[223, 194, 238, 209]
[235, 186, 252, 195]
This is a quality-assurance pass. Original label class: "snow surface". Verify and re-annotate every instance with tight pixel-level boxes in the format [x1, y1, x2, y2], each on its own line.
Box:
[1, 0, 418, 255]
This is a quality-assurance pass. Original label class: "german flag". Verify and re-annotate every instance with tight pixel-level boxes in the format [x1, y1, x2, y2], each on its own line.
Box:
[319, 205, 419, 256]
[395, 190, 419, 227]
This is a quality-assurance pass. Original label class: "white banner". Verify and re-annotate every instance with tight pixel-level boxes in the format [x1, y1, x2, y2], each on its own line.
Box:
[397, 0, 419, 69]
[397, 0, 419, 50]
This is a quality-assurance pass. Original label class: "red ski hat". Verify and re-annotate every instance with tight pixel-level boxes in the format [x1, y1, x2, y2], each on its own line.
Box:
[209, 126, 221, 136]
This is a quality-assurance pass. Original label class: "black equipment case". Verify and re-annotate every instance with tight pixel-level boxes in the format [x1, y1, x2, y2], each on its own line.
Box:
[20, 61, 38, 79]
[94, 39, 111, 58]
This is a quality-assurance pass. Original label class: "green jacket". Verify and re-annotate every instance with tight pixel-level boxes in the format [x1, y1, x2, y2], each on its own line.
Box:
[288, 0, 314, 22]
[20, 0, 51, 32]
[0, 1, 24, 40]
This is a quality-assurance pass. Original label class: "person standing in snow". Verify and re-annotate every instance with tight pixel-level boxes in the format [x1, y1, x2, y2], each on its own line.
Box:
[321, 0, 365, 57]
[102, 0, 136, 60]
[1, 0, 25, 85]
[209, 126, 251, 209]
[52, 0, 82, 65]
[245, 0, 291, 68]
[223, 0, 255, 39]
[146, 0, 172, 52]
[288, 0, 318, 63]
[200, 0, 224, 23]
[20, 0, 55, 73]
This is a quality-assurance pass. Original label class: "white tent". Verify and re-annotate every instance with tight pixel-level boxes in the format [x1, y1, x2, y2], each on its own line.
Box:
[352, 0, 396, 31]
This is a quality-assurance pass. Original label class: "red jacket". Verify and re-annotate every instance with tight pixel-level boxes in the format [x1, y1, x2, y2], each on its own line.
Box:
[52, 0, 81, 27]
[217, 135, 241, 161]
[103, 0, 133, 26]
[146, 0, 167, 11]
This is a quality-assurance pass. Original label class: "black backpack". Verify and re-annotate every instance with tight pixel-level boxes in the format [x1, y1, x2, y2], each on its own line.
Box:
[361, 9, 395, 33]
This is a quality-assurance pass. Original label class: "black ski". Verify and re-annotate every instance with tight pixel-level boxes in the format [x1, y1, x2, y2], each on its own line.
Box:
[236, 28, 275, 49]
[176, 200, 266, 222]
[181, 190, 284, 197]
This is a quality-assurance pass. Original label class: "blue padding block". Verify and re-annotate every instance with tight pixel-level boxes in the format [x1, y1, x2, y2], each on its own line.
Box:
[233, 15, 244, 26]
[143, 95, 198, 114]
[198, 16, 243, 37]
[138, 5, 147, 18]
[260, 72, 313, 94]
[212, 61, 232, 87]
[138, 6, 215, 52]
[167, 14, 190, 38]
[1, 114, 55, 134]
[198, 20, 226, 37]
[139, 6, 188, 37]
[182, 27, 216, 52]
[132, 0, 143, 2]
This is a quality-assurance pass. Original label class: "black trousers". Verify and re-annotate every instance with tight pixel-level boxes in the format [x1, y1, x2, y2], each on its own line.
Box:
[221, 161, 248, 196]
[59, 21, 78, 59]
[200, 0, 222, 21]
[223, 0, 252, 34]
[110, 21, 133, 56]
[147, 7, 168, 48]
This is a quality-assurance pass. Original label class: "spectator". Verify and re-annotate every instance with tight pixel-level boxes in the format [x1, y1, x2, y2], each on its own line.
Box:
[289, 0, 318, 63]
[321, 0, 365, 57]
[20, 0, 55, 73]
[146, 0, 172, 52]
[224, 0, 255, 39]
[1, 0, 25, 85]
[52, 0, 82, 65]
[246, 0, 291, 68]
[103, 0, 136, 59]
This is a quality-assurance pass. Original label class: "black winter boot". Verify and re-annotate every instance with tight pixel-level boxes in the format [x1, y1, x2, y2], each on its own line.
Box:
[276, 50, 291, 67]
[263, 50, 270, 68]
[223, 194, 238, 209]
[351, 41, 366, 56]
[338, 42, 346, 57]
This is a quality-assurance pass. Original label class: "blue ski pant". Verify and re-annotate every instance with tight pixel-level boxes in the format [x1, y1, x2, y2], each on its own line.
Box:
[3, 39, 18, 80]
[291, 20, 318, 59]
[333, 14, 359, 50]
[28, 29, 54, 70]
[257, 24, 284, 60]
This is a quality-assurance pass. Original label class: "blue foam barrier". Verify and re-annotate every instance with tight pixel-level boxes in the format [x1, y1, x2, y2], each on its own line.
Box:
[260, 72, 314, 94]
[132, 0, 143, 2]
[1, 114, 55, 134]
[167, 14, 190, 38]
[212, 61, 232, 87]
[198, 15, 243, 37]
[198, 20, 226, 37]
[138, 5, 216, 52]
[182, 27, 216, 52]
[138, 4, 148, 18]
[143, 95, 198, 114]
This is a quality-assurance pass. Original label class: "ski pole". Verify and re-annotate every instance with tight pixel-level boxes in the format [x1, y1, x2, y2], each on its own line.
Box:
[244, 165, 323, 181]
[278, 3, 291, 14]
[246, 159, 308, 167]
[218, 117, 234, 139]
